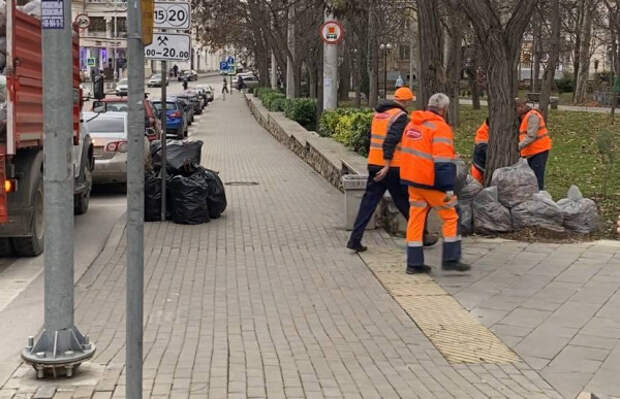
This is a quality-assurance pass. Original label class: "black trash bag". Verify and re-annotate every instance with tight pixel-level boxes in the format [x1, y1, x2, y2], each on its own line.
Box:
[144, 171, 162, 222]
[193, 167, 227, 218]
[151, 139, 203, 174]
[168, 173, 210, 225]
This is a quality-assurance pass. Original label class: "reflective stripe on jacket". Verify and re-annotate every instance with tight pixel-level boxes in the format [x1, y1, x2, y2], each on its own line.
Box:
[400, 110, 456, 192]
[519, 109, 551, 157]
[368, 107, 406, 167]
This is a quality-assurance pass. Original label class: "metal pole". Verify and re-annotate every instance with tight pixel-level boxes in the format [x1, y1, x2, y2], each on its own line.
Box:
[21, 0, 94, 377]
[323, 13, 338, 110]
[126, 0, 144, 398]
[160, 60, 167, 221]
[384, 50, 387, 99]
[113, 15, 117, 81]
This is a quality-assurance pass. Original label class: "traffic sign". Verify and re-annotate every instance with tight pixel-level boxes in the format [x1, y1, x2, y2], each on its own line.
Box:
[320, 20, 344, 45]
[219, 61, 228, 71]
[142, 0, 154, 46]
[154, 1, 191, 30]
[87, 58, 96, 67]
[74, 13, 90, 31]
[144, 33, 191, 61]
[226, 56, 235, 65]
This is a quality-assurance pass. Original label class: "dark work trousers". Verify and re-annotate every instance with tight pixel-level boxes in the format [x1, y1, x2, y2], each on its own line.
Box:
[348, 166, 411, 247]
[527, 150, 549, 190]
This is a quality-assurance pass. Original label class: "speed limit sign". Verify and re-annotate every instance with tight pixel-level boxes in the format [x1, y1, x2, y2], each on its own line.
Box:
[154, 1, 191, 30]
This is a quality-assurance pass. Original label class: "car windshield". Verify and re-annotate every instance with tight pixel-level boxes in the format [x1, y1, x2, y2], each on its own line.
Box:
[151, 74, 161, 79]
[118, 79, 128, 85]
[87, 118, 124, 134]
[152, 102, 178, 111]
[105, 102, 128, 112]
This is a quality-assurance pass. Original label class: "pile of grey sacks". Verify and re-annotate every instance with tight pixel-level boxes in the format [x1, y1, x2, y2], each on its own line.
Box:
[455, 159, 599, 235]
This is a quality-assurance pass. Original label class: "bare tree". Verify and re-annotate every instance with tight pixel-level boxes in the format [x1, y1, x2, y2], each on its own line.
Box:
[574, 0, 597, 103]
[540, 0, 562, 120]
[462, 0, 538, 186]
[416, 0, 446, 108]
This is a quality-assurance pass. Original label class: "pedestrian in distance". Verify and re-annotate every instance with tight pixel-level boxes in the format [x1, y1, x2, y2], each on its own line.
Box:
[471, 118, 489, 184]
[516, 99, 552, 190]
[221, 77, 229, 100]
[182, 76, 189, 91]
[399, 93, 471, 274]
[346, 87, 438, 253]
[237, 75, 246, 91]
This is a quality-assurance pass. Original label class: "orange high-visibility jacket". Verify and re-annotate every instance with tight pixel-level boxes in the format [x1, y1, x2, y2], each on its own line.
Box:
[400, 110, 456, 192]
[519, 109, 551, 157]
[473, 120, 489, 172]
[368, 107, 406, 167]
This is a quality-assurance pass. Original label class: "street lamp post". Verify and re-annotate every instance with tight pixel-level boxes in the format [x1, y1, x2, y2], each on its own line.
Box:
[380, 43, 392, 99]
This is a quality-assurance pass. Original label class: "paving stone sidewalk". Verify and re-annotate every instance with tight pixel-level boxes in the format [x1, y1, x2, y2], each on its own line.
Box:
[0, 93, 572, 399]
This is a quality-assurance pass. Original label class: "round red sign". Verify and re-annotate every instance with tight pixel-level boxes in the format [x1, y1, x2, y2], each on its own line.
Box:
[319, 20, 344, 45]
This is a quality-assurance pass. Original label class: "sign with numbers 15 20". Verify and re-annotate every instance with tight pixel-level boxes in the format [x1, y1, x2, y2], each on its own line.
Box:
[154, 1, 191, 30]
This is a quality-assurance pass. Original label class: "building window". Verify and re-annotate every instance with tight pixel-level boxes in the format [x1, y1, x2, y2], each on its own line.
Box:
[89, 17, 106, 32]
[114, 17, 127, 35]
[399, 45, 410, 61]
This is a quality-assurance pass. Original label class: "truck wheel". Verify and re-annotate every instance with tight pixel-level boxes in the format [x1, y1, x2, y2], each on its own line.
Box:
[12, 179, 44, 257]
[0, 239, 13, 257]
[74, 166, 91, 215]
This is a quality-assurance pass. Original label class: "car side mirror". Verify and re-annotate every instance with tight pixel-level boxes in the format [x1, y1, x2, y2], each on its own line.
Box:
[93, 101, 106, 113]
[145, 127, 156, 137]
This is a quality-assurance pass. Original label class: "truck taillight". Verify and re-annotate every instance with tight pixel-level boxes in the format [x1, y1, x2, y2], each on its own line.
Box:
[105, 140, 128, 153]
[4, 179, 16, 193]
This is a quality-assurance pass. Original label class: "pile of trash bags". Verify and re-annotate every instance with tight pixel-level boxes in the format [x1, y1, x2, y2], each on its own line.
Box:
[455, 159, 599, 236]
[145, 139, 227, 225]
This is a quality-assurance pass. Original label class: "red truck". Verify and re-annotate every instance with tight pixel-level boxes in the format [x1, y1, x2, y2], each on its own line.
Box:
[0, 0, 94, 256]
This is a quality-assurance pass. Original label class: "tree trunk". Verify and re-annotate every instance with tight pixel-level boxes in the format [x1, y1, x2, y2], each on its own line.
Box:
[367, 0, 378, 108]
[339, 43, 351, 101]
[574, 0, 593, 104]
[540, 0, 561, 121]
[409, 14, 417, 94]
[355, 46, 362, 107]
[470, 41, 481, 110]
[533, 22, 542, 92]
[286, 3, 296, 98]
[417, 0, 445, 108]
[462, 0, 537, 186]
[573, 0, 585, 100]
[446, 9, 463, 126]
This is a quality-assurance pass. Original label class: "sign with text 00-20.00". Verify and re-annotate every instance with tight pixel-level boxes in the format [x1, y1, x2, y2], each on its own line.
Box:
[154, 1, 191, 30]
[144, 33, 191, 61]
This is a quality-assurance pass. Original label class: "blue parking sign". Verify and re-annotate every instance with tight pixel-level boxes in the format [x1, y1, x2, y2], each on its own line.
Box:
[219, 61, 228, 71]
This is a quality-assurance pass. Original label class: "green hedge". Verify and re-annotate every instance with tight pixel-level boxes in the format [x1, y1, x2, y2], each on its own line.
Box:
[284, 98, 317, 130]
[318, 108, 373, 156]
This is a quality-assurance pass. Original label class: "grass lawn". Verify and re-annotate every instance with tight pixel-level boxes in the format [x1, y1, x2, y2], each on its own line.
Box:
[455, 105, 620, 238]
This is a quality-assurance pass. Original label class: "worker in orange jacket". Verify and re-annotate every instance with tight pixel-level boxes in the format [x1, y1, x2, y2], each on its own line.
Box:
[517, 100, 552, 190]
[471, 118, 489, 184]
[347, 87, 437, 252]
[399, 93, 471, 274]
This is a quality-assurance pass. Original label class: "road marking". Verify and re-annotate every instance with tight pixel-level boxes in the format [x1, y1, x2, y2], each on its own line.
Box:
[359, 246, 520, 364]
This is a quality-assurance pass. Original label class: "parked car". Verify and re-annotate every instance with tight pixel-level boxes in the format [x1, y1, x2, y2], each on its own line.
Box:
[177, 92, 202, 115]
[151, 99, 188, 139]
[115, 79, 128, 97]
[147, 73, 168, 88]
[178, 70, 198, 81]
[237, 74, 259, 90]
[84, 112, 151, 185]
[174, 96, 194, 125]
[91, 97, 162, 141]
[186, 89, 206, 109]
[196, 84, 214, 102]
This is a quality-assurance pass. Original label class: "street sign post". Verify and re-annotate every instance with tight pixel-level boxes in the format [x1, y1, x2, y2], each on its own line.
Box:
[154, 1, 190, 30]
[144, 32, 190, 61]
[319, 20, 344, 45]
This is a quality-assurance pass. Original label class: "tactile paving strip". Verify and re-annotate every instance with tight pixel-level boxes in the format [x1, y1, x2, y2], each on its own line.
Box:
[360, 247, 520, 364]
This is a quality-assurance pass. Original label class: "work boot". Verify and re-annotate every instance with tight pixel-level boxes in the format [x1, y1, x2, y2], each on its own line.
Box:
[406, 265, 432, 274]
[442, 260, 471, 272]
[346, 242, 367, 253]
[423, 232, 438, 247]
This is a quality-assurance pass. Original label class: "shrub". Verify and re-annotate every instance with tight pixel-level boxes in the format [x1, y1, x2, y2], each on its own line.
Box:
[284, 98, 317, 130]
[555, 75, 575, 94]
[262, 92, 287, 111]
[329, 109, 373, 156]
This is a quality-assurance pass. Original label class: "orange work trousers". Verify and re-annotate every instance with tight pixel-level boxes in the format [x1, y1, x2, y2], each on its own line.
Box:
[406, 186, 461, 267]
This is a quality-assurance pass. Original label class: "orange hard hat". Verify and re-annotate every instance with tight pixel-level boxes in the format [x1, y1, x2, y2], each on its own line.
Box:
[394, 87, 414, 101]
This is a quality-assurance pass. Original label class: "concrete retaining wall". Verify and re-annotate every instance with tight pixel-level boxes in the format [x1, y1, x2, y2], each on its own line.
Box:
[245, 93, 408, 234]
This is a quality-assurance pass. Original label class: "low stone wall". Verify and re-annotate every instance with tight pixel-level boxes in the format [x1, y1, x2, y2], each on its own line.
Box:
[245, 93, 409, 234]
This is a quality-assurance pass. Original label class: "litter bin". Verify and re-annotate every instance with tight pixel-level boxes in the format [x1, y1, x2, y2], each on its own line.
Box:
[342, 174, 376, 231]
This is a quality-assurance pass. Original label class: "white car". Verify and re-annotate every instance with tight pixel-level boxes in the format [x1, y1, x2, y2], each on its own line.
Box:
[115, 79, 128, 97]
[147, 74, 167, 88]
[84, 112, 150, 184]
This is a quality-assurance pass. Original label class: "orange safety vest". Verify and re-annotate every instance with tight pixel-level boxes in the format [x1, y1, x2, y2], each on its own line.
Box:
[474, 121, 489, 145]
[367, 107, 406, 167]
[400, 110, 455, 188]
[519, 109, 551, 157]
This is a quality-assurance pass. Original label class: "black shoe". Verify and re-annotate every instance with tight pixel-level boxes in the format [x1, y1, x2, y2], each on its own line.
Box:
[406, 265, 432, 274]
[423, 234, 438, 247]
[347, 242, 367, 253]
[442, 261, 471, 272]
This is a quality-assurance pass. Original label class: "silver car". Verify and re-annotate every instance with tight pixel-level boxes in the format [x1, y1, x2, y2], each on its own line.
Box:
[84, 112, 150, 184]
[115, 78, 128, 97]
